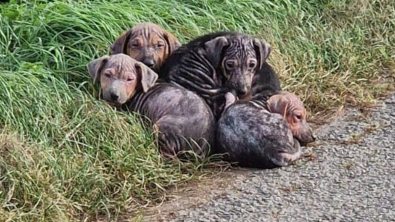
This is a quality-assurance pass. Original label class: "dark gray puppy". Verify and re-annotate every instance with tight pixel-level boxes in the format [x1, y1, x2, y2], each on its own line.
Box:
[87, 53, 215, 159]
[159, 31, 272, 120]
[216, 91, 316, 169]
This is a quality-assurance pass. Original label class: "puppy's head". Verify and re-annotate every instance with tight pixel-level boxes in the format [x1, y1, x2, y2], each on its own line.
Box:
[87, 54, 158, 105]
[110, 22, 181, 72]
[204, 34, 271, 97]
[266, 91, 316, 145]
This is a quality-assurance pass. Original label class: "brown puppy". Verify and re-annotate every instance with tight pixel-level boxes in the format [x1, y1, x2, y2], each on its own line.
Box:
[87, 54, 215, 159]
[110, 22, 181, 72]
[216, 91, 315, 168]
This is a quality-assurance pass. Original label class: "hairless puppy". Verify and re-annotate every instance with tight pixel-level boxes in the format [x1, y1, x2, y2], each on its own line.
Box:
[216, 91, 316, 169]
[159, 31, 272, 120]
[87, 53, 215, 159]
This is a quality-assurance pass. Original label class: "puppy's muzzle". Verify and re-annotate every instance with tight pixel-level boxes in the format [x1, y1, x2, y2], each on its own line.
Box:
[230, 73, 250, 96]
[237, 87, 249, 96]
[298, 128, 316, 146]
[103, 90, 121, 104]
[110, 92, 119, 101]
[102, 80, 128, 105]
[142, 57, 155, 69]
[234, 84, 250, 96]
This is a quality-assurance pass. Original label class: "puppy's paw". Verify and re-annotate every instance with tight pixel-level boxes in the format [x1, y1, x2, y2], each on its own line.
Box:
[280, 139, 302, 164]
[224, 92, 238, 111]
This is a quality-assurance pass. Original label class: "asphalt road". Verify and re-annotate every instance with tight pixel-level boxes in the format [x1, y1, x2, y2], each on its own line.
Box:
[144, 93, 395, 222]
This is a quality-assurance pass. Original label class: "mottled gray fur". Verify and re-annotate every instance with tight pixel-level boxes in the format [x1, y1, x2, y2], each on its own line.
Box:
[159, 31, 271, 121]
[216, 92, 315, 168]
[87, 53, 215, 159]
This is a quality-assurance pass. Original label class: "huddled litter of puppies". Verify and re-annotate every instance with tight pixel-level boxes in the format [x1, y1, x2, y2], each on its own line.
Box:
[87, 22, 316, 169]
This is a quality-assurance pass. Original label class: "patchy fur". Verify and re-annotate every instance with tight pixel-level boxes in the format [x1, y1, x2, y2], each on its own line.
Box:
[87, 54, 215, 159]
[216, 91, 315, 169]
[159, 31, 272, 120]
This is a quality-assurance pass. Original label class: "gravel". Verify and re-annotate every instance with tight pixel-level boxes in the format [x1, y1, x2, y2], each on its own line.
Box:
[167, 93, 395, 222]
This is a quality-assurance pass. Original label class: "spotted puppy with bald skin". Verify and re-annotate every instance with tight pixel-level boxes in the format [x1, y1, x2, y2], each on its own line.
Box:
[110, 22, 181, 72]
[159, 31, 271, 121]
[216, 91, 316, 169]
[87, 53, 215, 159]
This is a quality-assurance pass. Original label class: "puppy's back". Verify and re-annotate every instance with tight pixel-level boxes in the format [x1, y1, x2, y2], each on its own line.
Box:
[216, 101, 295, 168]
[131, 83, 216, 158]
[158, 31, 243, 78]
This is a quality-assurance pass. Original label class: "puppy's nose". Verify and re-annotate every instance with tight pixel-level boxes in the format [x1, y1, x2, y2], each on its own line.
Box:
[236, 87, 248, 96]
[110, 92, 119, 101]
[142, 58, 154, 68]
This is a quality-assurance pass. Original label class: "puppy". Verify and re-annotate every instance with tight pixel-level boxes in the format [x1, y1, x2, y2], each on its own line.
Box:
[110, 22, 181, 72]
[216, 91, 316, 169]
[87, 54, 215, 159]
[159, 31, 272, 120]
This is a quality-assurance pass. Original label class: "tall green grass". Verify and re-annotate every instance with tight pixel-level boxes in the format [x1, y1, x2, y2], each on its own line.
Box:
[2, 0, 394, 115]
[0, 0, 394, 221]
[0, 63, 205, 221]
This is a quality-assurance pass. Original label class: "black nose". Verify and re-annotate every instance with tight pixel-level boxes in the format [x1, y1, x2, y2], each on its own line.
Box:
[236, 87, 248, 96]
[110, 92, 119, 101]
[142, 58, 154, 68]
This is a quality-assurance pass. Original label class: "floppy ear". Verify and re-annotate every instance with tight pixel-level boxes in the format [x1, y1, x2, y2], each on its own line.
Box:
[163, 30, 181, 55]
[110, 30, 132, 55]
[135, 62, 159, 93]
[87, 55, 110, 83]
[204, 36, 229, 67]
[266, 94, 289, 118]
[253, 38, 272, 70]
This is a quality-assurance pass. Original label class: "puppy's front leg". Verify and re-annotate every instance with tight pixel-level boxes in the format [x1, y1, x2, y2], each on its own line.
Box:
[224, 91, 239, 111]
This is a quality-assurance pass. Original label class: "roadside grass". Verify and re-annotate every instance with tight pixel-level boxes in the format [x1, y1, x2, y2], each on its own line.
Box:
[0, 64, 213, 221]
[0, 0, 394, 221]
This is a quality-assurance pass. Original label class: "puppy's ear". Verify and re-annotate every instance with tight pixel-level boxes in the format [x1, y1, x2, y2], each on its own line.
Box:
[87, 55, 110, 83]
[135, 62, 159, 93]
[266, 94, 289, 118]
[204, 36, 229, 67]
[110, 30, 132, 54]
[163, 30, 181, 55]
[253, 38, 272, 70]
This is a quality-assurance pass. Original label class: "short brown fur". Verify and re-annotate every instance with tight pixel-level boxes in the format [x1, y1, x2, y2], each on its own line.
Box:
[87, 54, 157, 105]
[110, 22, 181, 72]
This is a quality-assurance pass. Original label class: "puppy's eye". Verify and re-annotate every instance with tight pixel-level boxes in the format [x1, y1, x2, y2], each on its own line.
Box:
[295, 114, 302, 120]
[126, 77, 135, 82]
[225, 61, 236, 69]
[156, 43, 165, 48]
[248, 61, 257, 69]
[104, 73, 112, 78]
[130, 43, 140, 48]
